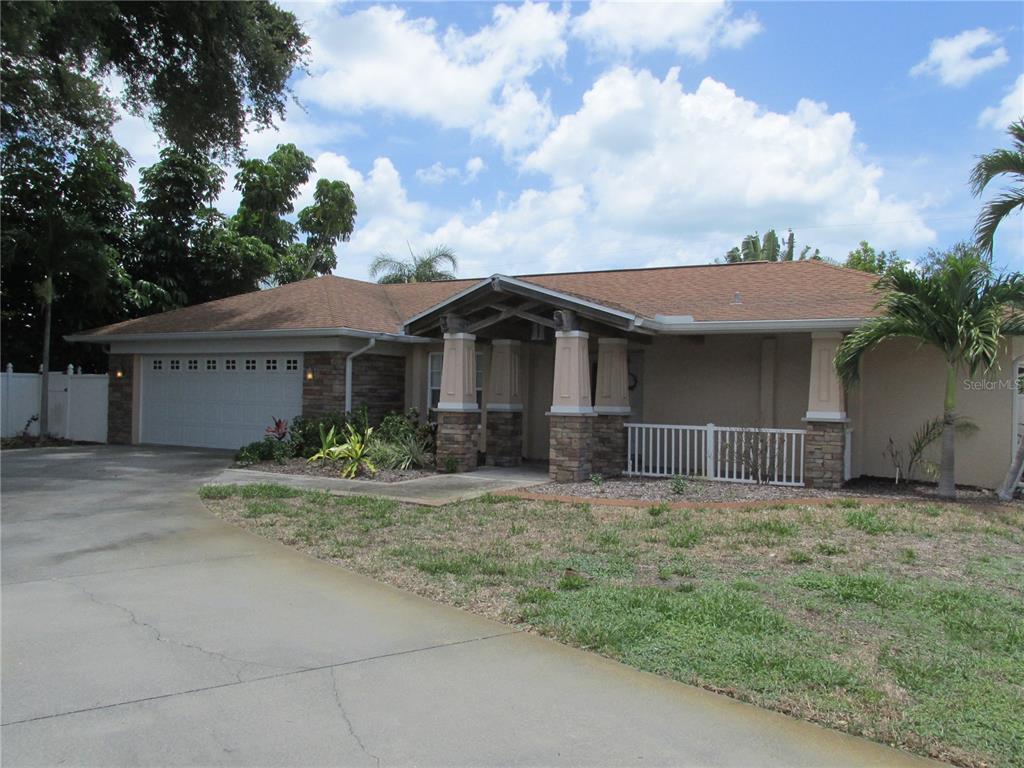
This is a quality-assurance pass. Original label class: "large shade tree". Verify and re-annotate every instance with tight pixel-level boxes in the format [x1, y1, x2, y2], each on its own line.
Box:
[835, 244, 1024, 499]
[1, 0, 308, 433]
[370, 245, 459, 284]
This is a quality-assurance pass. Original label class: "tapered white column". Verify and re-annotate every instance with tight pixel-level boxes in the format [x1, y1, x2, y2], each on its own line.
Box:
[550, 331, 594, 414]
[437, 333, 478, 412]
[806, 332, 846, 421]
[594, 338, 630, 415]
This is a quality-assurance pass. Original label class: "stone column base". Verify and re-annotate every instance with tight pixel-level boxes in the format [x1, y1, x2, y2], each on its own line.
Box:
[486, 410, 522, 467]
[548, 414, 594, 482]
[804, 420, 846, 489]
[592, 414, 627, 477]
[436, 410, 480, 473]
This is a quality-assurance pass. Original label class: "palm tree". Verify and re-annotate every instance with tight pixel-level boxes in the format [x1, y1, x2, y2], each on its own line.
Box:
[835, 244, 1024, 499]
[970, 119, 1024, 256]
[369, 244, 458, 284]
[722, 229, 820, 263]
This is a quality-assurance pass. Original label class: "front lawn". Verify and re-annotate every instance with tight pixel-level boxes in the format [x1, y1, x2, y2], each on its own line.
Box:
[201, 485, 1024, 767]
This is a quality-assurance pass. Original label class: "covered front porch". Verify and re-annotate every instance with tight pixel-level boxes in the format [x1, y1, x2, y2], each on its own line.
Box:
[404, 276, 850, 489]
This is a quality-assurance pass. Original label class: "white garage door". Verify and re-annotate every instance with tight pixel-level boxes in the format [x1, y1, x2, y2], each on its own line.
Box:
[140, 354, 303, 449]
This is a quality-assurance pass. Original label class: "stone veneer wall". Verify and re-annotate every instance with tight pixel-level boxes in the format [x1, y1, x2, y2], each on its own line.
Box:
[107, 353, 134, 445]
[591, 415, 627, 477]
[436, 411, 479, 472]
[351, 354, 405, 424]
[804, 421, 846, 489]
[548, 414, 594, 482]
[485, 410, 522, 467]
[302, 351, 347, 419]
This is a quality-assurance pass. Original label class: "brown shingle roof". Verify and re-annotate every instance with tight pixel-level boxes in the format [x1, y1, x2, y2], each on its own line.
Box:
[520, 260, 880, 322]
[78, 260, 880, 338]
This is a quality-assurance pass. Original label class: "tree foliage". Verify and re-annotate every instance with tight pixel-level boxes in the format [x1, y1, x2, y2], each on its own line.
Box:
[1, 1, 308, 160]
[844, 241, 906, 275]
[370, 245, 459, 284]
[723, 229, 820, 263]
[970, 119, 1024, 257]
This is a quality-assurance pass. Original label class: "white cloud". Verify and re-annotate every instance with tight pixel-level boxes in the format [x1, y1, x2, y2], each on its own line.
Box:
[910, 27, 1009, 88]
[978, 74, 1024, 130]
[416, 162, 461, 185]
[571, 1, 761, 59]
[464, 156, 486, 182]
[414, 156, 486, 185]
[296, 2, 567, 154]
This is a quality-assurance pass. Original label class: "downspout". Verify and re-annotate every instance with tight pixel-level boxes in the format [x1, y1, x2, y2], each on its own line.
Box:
[345, 338, 376, 414]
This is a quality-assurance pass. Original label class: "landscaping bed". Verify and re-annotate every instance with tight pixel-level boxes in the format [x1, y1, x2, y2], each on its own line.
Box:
[237, 458, 433, 483]
[201, 484, 1024, 767]
[525, 475, 1000, 505]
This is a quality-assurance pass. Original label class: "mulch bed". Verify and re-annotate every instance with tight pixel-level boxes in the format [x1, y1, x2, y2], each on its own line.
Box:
[237, 457, 434, 483]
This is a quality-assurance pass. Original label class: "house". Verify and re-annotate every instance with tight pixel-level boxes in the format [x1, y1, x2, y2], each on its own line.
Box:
[69, 260, 1023, 489]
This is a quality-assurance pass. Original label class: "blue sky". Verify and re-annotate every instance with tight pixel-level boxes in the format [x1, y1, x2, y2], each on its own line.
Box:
[114, 1, 1024, 280]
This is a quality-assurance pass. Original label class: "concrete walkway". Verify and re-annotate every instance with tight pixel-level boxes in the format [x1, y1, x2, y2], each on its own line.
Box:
[1, 446, 934, 767]
[212, 464, 549, 505]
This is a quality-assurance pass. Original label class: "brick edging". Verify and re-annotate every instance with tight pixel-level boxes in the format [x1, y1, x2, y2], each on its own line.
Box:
[508, 490, 895, 511]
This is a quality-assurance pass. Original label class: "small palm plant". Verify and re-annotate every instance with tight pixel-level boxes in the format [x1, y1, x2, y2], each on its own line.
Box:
[835, 245, 1024, 499]
[369, 244, 458, 284]
[970, 119, 1024, 257]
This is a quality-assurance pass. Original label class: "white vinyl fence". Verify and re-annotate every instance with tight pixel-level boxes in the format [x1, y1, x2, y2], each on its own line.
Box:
[1, 365, 108, 442]
[626, 422, 807, 487]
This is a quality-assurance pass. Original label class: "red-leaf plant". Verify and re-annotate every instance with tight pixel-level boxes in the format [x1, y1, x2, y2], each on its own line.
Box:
[266, 417, 289, 441]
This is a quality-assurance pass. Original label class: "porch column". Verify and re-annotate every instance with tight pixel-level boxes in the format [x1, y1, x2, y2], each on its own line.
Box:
[435, 331, 479, 472]
[485, 340, 523, 466]
[804, 332, 847, 489]
[548, 330, 595, 482]
[593, 337, 630, 476]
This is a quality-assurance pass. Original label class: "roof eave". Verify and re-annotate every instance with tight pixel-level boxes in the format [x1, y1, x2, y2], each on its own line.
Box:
[637, 317, 868, 334]
[65, 326, 435, 345]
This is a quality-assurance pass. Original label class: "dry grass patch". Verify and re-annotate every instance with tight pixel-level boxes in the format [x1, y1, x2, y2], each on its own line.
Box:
[202, 485, 1024, 768]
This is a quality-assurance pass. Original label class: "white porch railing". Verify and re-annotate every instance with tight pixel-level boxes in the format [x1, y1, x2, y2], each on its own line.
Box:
[625, 422, 806, 487]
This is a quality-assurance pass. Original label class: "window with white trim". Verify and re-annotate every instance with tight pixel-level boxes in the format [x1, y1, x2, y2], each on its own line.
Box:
[265, 359, 278, 371]
[225, 359, 236, 370]
[427, 351, 484, 409]
[170, 360, 180, 371]
[187, 359, 198, 371]
[206, 359, 217, 371]
[152, 360, 163, 370]
[286, 358, 298, 371]
[245, 359, 256, 371]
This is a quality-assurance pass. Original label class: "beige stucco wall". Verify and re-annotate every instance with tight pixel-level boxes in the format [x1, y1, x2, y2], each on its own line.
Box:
[639, 334, 810, 429]
[850, 337, 1018, 489]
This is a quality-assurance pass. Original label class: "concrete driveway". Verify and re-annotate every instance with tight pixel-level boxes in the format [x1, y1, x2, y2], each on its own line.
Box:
[1, 446, 932, 767]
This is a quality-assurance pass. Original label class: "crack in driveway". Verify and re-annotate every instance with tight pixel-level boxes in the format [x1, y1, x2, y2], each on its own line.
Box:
[329, 667, 382, 767]
[64, 580, 294, 683]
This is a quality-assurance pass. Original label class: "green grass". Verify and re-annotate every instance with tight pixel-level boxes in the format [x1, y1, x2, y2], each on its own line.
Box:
[733, 517, 798, 545]
[199, 483, 306, 500]
[845, 508, 898, 535]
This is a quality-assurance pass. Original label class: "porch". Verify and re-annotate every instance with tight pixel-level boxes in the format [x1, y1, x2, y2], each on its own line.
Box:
[403, 276, 851, 489]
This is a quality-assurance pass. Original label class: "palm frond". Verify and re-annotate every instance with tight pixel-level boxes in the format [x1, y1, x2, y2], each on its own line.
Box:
[969, 148, 1024, 197]
[974, 189, 1024, 255]
[834, 316, 922, 386]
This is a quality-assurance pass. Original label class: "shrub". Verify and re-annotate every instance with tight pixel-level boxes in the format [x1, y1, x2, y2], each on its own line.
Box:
[265, 417, 288, 441]
[310, 424, 377, 478]
[369, 432, 434, 470]
[671, 475, 688, 494]
[648, 502, 669, 518]
[288, 413, 347, 458]
[236, 436, 291, 465]
[590, 473, 604, 488]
